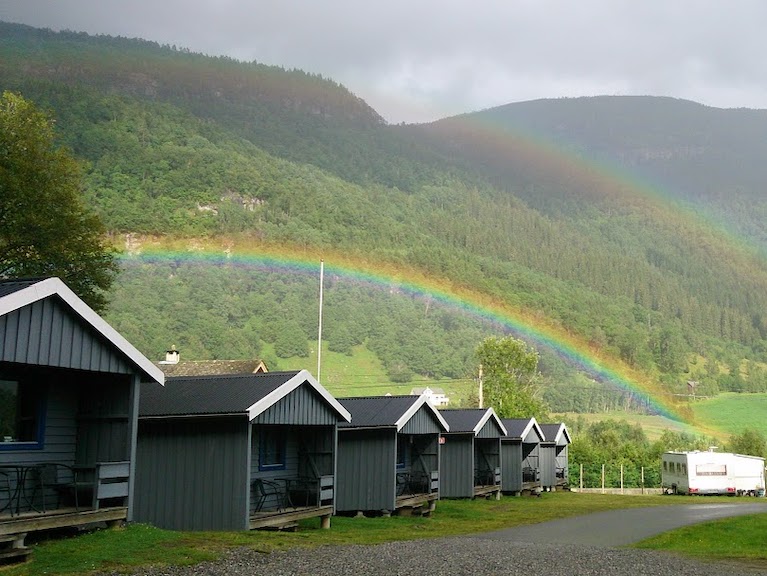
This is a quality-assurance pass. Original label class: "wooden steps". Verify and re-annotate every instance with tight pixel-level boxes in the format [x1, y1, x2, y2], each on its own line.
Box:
[0, 532, 31, 564]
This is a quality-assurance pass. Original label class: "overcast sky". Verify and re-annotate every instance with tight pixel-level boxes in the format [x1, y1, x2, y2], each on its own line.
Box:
[2, 1, 767, 124]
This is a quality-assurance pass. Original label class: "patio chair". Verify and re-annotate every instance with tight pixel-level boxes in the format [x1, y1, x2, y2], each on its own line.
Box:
[30, 463, 90, 512]
[252, 478, 288, 512]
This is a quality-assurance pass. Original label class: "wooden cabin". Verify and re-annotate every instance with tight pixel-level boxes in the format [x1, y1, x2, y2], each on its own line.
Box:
[439, 408, 507, 499]
[335, 395, 448, 516]
[539, 423, 572, 491]
[500, 417, 544, 495]
[134, 370, 350, 531]
[0, 278, 164, 560]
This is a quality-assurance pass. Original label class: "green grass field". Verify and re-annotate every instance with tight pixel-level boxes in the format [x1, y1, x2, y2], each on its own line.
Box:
[689, 392, 767, 435]
[635, 513, 767, 568]
[264, 341, 477, 403]
[551, 411, 692, 441]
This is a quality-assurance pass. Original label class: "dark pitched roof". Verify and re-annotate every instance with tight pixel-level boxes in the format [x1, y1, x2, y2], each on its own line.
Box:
[540, 423, 572, 445]
[440, 408, 506, 435]
[156, 359, 267, 377]
[337, 395, 449, 431]
[0, 277, 163, 384]
[139, 369, 351, 421]
[0, 278, 47, 298]
[501, 418, 544, 442]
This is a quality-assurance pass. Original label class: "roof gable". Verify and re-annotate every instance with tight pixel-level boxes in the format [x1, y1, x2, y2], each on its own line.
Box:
[0, 277, 163, 384]
[440, 408, 507, 436]
[540, 422, 572, 445]
[501, 417, 544, 443]
[338, 394, 449, 431]
[140, 369, 351, 422]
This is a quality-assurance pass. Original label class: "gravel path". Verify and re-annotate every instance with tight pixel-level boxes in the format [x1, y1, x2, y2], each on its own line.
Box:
[109, 538, 767, 576]
[101, 504, 767, 576]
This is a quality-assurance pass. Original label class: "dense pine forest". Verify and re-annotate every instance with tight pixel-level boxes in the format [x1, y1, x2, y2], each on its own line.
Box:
[3, 21, 767, 416]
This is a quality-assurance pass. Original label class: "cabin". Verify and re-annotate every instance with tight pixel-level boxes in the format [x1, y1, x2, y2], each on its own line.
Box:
[155, 347, 268, 376]
[500, 417, 544, 495]
[134, 370, 350, 531]
[0, 277, 164, 561]
[661, 450, 765, 496]
[539, 422, 571, 491]
[439, 408, 507, 499]
[335, 395, 448, 516]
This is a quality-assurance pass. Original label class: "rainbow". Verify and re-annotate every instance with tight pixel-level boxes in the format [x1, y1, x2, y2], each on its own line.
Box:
[120, 238, 699, 429]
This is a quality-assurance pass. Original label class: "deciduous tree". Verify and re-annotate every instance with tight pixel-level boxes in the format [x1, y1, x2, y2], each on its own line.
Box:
[0, 91, 117, 312]
[475, 335, 548, 419]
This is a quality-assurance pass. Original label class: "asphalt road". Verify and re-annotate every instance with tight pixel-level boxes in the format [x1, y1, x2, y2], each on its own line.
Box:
[472, 502, 767, 547]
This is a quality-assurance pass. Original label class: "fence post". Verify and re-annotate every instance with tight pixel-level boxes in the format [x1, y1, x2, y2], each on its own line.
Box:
[620, 464, 624, 494]
[580, 463, 583, 490]
[601, 464, 605, 494]
[641, 466, 645, 494]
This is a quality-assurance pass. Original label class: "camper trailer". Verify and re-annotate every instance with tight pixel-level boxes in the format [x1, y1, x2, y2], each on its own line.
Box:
[661, 451, 765, 496]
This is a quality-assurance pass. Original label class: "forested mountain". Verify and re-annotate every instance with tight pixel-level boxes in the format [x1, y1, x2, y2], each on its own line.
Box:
[3, 21, 767, 413]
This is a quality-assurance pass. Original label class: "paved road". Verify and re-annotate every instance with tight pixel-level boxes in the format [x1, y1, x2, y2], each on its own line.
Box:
[472, 502, 767, 546]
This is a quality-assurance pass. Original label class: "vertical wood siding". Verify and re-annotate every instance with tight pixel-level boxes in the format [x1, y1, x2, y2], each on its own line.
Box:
[539, 444, 556, 487]
[336, 429, 396, 511]
[440, 435, 474, 498]
[134, 418, 250, 531]
[252, 384, 340, 425]
[0, 299, 132, 373]
[400, 408, 443, 435]
[501, 440, 522, 492]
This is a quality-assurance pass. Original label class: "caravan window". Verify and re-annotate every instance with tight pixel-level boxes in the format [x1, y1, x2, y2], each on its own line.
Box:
[696, 463, 727, 476]
[663, 461, 668, 472]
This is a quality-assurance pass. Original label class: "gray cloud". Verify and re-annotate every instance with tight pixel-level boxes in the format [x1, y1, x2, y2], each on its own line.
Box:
[2, 0, 766, 123]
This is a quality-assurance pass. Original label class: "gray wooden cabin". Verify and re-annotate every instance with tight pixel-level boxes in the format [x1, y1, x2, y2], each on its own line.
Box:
[0, 278, 164, 559]
[500, 417, 544, 495]
[335, 394, 449, 515]
[135, 369, 350, 531]
[539, 423, 572, 491]
[439, 408, 507, 499]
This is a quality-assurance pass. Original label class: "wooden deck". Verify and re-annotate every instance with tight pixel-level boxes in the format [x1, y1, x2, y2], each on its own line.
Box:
[395, 491, 439, 514]
[249, 505, 333, 530]
[0, 507, 127, 537]
[474, 484, 502, 499]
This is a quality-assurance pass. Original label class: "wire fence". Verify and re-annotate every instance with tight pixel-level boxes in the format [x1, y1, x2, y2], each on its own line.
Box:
[569, 463, 662, 492]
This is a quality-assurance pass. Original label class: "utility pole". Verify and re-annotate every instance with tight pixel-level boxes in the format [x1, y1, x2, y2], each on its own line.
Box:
[478, 363, 483, 408]
[317, 259, 324, 385]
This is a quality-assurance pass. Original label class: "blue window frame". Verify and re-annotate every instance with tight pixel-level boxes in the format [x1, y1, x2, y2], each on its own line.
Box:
[0, 379, 45, 451]
[258, 428, 286, 471]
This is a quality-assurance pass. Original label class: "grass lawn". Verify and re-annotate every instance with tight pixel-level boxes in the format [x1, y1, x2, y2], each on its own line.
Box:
[634, 512, 767, 569]
[5, 492, 764, 575]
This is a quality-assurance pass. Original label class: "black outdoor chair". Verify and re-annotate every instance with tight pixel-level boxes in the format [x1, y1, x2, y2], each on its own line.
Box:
[252, 478, 289, 512]
[30, 463, 91, 512]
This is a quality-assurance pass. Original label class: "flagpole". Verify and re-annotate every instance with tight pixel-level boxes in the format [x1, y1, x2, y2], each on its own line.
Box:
[317, 259, 324, 384]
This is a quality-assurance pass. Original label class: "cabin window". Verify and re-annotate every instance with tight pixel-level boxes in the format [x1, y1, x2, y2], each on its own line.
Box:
[258, 428, 286, 471]
[396, 436, 408, 469]
[0, 379, 45, 450]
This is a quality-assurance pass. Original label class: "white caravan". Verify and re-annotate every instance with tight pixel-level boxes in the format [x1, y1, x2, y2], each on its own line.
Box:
[661, 451, 765, 496]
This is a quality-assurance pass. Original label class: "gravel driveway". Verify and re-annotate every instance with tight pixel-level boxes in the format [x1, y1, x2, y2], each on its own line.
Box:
[107, 503, 767, 576]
